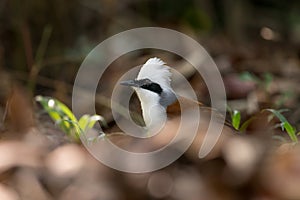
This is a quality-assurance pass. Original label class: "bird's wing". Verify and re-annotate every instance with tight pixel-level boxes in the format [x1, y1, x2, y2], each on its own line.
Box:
[167, 96, 234, 129]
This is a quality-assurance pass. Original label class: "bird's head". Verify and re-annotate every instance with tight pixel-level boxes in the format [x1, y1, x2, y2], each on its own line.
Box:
[120, 57, 176, 108]
[120, 57, 177, 129]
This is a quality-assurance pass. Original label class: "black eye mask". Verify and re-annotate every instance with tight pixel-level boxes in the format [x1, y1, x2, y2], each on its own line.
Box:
[120, 78, 176, 108]
[140, 82, 163, 95]
[120, 78, 163, 95]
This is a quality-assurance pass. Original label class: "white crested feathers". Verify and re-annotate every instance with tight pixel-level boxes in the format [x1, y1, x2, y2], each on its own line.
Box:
[137, 57, 173, 91]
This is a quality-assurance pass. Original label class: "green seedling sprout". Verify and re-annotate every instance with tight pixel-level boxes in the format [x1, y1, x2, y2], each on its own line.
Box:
[263, 109, 298, 143]
[227, 106, 241, 130]
[36, 95, 106, 142]
[228, 104, 298, 143]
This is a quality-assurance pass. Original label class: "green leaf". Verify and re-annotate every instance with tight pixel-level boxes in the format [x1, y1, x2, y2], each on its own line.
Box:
[54, 99, 77, 122]
[78, 115, 89, 132]
[79, 114, 106, 132]
[36, 95, 79, 140]
[239, 71, 259, 82]
[36, 95, 107, 143]
[283, 122, 298, 142]
[239, 116, 256, 132]
[87, 115, 106, 128]
[36, 96, 77, 121]
[231, 110, 241, 130]
[265, 109, 287, 123]
[263, 109, 298, 143]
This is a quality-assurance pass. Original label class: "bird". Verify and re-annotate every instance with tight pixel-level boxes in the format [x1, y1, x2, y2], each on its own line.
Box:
[118, 57, 235, 159]
[120, 57, 177, 132]
[120, 57, 227, 127]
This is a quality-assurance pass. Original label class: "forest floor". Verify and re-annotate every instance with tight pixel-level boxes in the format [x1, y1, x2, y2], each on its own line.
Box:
[1, 35, 300, 200]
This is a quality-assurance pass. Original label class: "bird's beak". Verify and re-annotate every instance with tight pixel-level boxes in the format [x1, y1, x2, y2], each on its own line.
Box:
[120, 80, 140, 87]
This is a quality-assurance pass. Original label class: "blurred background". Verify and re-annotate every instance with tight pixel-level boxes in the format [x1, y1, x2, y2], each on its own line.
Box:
[1, 0, 300, 199]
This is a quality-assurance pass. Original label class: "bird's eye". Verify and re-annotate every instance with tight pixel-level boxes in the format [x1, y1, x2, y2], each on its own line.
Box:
[141, 83, 163, 95]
